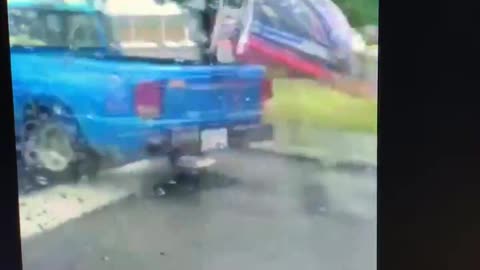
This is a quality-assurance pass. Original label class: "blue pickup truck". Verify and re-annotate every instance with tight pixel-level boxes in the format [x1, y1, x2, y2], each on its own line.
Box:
[10, 1, 273, 185]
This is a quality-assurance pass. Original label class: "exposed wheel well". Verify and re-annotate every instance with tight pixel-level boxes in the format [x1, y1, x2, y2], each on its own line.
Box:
[22, 99, 100, 158]
[20, 99, 102, 181]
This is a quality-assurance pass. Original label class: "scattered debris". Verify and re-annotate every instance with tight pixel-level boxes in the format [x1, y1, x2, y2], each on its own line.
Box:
[154, 185, 167, 197]
[153, 171, 239, 198]
[19, 184, 132, 239]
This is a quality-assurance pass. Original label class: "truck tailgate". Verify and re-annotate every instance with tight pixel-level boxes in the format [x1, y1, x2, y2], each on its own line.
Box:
[135, 65, 269, 123]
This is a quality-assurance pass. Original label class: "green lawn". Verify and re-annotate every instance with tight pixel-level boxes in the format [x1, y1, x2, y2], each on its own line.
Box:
[265, 79, 377, 134]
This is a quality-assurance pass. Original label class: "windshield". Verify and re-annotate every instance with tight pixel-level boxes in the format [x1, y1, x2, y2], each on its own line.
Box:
[8, 8, 103, 48]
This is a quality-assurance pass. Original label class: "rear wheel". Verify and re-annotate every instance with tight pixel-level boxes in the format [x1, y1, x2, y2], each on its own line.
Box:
[20, 104, 99, 185]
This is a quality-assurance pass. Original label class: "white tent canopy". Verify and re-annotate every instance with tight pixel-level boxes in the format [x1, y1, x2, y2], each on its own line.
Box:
[102, 0, 195, 47]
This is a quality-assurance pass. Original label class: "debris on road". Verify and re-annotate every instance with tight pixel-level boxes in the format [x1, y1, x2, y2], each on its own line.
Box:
[19, 184, 132, 239]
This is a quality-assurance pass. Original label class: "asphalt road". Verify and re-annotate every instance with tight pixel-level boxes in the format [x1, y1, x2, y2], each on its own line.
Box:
[20, 151, 376, 270]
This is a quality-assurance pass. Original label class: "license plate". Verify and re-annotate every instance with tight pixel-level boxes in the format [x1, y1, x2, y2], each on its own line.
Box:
[201, 128, 228, 152]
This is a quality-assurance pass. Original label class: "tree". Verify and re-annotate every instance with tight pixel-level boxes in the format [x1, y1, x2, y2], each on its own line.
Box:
[335, 0, 378, 26]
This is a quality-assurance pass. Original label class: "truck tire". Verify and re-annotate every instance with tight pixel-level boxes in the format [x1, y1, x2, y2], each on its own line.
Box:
[20, 103, 99, 185]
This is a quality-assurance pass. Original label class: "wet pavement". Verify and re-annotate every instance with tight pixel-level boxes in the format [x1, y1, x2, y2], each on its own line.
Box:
[20, 151, 376, 270]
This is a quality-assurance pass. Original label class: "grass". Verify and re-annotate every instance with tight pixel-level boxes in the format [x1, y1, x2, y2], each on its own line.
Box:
[265, 79, 377, 134]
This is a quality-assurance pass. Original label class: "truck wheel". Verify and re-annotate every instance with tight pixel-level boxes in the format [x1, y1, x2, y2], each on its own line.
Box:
[21, 104, 98, 184]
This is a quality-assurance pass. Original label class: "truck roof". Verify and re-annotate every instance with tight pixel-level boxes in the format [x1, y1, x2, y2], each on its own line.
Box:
[7, 0, 97, 13]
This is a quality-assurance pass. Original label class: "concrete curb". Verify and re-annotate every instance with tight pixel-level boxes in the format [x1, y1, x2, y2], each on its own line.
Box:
[248, 143, 377, 173]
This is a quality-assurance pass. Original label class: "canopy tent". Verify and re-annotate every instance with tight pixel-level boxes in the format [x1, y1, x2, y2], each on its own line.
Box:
[103, 0, 194, 47]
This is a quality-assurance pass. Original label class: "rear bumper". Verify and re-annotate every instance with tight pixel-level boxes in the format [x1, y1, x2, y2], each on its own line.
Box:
[78, 115, 272, 166]
[146, 124, 274, 156]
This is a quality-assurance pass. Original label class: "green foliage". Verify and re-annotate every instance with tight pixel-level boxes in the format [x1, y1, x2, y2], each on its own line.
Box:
[9, 35, 46, 46]
[266, 79, 377, 134]
[333, 0, 378, 26]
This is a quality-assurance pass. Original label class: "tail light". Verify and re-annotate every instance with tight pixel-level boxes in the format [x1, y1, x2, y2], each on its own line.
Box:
[135, 82, 162, 119]
[261, 79, 273, 103]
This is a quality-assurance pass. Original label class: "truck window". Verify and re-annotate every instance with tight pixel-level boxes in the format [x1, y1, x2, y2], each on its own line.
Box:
[8, 8, 103, 48]
[67, 14, 101, 48]
[107, 14, 203, 60]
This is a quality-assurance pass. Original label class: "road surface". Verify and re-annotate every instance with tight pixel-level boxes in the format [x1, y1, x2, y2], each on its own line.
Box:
[20, 151, 376, 270]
